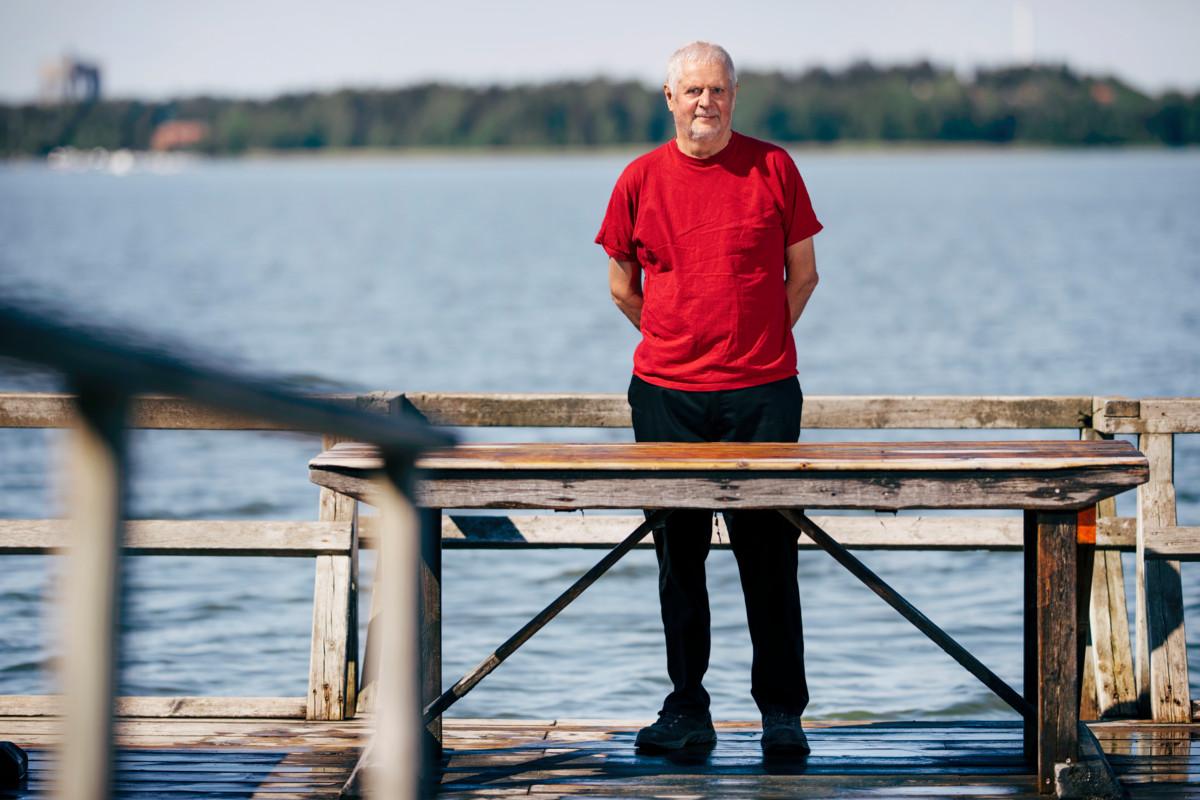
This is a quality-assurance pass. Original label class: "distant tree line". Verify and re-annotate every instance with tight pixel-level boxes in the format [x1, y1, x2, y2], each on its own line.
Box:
[2, 61, 1198, 156]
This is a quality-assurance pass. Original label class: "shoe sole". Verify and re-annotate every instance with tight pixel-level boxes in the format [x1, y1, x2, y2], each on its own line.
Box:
[761, 740, 811, 758]
[635, 730, 717, 753]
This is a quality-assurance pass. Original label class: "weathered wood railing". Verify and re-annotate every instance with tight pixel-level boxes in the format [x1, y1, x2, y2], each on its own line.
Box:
[2, 392, 1197, 729]
[0, 307, 450, 800]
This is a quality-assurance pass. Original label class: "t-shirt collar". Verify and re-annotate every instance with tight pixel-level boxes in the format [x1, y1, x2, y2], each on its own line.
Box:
[669, 131, 740, 167]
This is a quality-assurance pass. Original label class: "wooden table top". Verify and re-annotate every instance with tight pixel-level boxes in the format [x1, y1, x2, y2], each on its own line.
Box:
[310, 439, 1146, 473]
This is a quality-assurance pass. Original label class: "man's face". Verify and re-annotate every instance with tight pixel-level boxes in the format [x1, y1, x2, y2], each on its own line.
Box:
[664, 61, 736, 145]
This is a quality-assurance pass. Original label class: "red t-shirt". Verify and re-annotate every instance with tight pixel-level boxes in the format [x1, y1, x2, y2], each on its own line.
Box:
[596, 131, 823, 391]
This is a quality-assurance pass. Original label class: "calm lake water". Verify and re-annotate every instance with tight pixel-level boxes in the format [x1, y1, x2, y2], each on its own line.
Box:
[0, 148, 1197, 721]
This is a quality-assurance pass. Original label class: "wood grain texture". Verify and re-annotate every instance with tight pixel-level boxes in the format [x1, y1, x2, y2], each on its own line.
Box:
[1089, 551, 1138, 719]
[316, 467, 1144, 512]
[400, 392, 1095, 430]
[313, 440, 1147, 473]
[0, 518, 352, 555]
[0, 695, 306, 718]
[1094, 398, 1200, 434]
[6, 391, 1194, 434]
[306, 554, 351, 721]
[1136, 433, 1192, 723]
[315, 433, 358, 723]
[1142, 526, 1200, 560]
[0, 391, 402, 429]
[6, 716, 1195, 799]
[1036, 512, 1078, 794]
[0, 512, 1136, 554]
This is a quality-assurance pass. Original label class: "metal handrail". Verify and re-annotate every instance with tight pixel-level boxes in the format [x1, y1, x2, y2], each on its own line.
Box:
[0, 301, 450, 799]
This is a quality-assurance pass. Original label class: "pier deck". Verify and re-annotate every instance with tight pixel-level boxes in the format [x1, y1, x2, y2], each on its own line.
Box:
[3, 717, 1196, 798]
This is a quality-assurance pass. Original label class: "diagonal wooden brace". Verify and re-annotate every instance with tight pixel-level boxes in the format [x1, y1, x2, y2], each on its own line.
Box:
[780, 509, 1033, 718]
[423, 509, 671, 723]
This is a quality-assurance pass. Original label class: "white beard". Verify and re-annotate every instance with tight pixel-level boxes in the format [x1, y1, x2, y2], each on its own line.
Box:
[689, 118, 722, 140]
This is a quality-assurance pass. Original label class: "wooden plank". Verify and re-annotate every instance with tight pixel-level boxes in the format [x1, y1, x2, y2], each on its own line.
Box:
[1089, 551, 1138, 719]
[0, 695, 306, 718]
[60, 387, 129, 800]
[315, 440, 1147, 473]
[401, 392, 1093, 429]
[1143, 526, 1200, 560]
[781, 511, 1031, 717]
[312, 434, 357, 723]
[5, 390, 1192, 434]
[306, 553, 352, 721]
[1094, 398, 1200, 434]
[1080, 426, 1138, 722]
[315, 470, 1146, 515]
[1137, 433, 1192, 723]
[1035, 511, 1078, 793]
[0, 391, 402, 430]
[409, 471, 1142, 512]
[0, 518, 352, 556]
[355, 513, 1137, 551]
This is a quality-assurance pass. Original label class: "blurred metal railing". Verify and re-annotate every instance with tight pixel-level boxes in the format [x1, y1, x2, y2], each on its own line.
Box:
[0, 303, 452, 799]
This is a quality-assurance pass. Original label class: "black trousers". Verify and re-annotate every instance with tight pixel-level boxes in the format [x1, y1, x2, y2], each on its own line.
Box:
[628, 374, 809, 717]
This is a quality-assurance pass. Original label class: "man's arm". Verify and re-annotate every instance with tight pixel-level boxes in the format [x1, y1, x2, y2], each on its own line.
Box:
[609, 257, 644, 330]
[784, 236, 819, 328]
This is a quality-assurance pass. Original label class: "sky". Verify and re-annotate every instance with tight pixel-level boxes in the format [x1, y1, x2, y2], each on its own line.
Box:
[2, 0, 1199, 103]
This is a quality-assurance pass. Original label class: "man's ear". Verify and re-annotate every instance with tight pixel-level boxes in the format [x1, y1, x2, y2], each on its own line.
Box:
[663, 83, 674, 111]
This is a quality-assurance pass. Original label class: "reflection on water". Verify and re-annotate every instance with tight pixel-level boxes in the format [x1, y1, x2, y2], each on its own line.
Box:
[0, 150, 1197, 719]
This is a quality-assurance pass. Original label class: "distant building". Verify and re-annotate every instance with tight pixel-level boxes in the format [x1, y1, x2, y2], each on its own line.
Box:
[39, 55, 103, 104]
[150, 120, 210, 151]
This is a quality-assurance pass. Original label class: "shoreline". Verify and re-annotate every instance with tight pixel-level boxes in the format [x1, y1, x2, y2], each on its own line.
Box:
[3, 140, 1198, 165]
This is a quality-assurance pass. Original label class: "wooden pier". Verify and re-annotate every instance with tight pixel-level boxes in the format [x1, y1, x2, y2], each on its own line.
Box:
[1, 379, 1198, 798]
[3, 717, 1197, 798]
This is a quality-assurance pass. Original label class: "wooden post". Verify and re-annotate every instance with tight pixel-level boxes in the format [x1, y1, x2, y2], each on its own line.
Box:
[421, 508, 442, 755]
[1023, 511, 1037, 768]
[1136, 432, 1191, 721]
[368, 458, 422, 800]
[56, 387, 129, 800]
[308, 434, 358, 721]
[1076, 506, 1098, 722]
[1034, 511, 1079, 794]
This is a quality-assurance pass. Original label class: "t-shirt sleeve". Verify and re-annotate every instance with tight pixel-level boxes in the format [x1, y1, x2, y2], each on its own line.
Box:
[595, 169, 637, 261]
[780, 155, 823, 247]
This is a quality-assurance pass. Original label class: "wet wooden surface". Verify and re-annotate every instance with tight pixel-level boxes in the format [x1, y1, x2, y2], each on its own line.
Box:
[1, 715, 368, 798]
[3, 717, 1194, 798]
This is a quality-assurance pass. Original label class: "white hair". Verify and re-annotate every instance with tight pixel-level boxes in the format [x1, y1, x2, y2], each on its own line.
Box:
[666, 41, 737, 92]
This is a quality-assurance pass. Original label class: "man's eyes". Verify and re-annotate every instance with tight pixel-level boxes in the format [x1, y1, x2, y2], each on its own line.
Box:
[686, 87, 724, 95]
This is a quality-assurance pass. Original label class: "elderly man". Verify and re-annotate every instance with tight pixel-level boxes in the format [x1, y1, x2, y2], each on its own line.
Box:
[595, 41, 822, 757]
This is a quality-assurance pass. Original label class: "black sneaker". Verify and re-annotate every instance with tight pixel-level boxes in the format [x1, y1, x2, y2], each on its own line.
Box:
[761, 711, 810, 757]
[635, 710, 717, 752]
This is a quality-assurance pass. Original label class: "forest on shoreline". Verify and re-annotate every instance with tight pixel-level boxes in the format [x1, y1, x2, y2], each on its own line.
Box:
[2, 61, 1198, 156]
